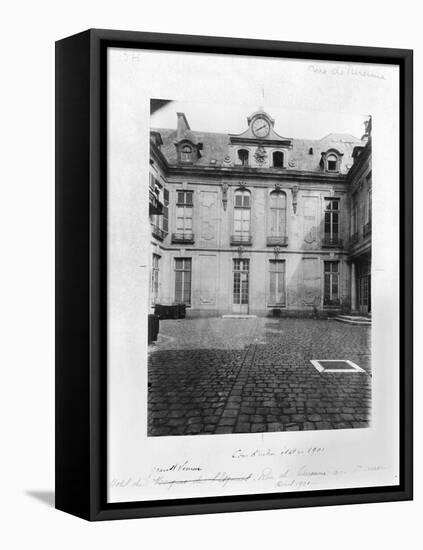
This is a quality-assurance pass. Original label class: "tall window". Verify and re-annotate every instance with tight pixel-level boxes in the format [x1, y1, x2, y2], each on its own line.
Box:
[269, 191, 287, 238]
[358, 264, 370, 310]
[327, 153, 338, 171]
[151, 254, 160, 304]
[324, 198, 340, 245]
[233, 189, 251, 241]
[269, 260, 286, 305]
[324, 261, 340, 305]
[174, 258, 192, 304]
[233, 259, 249, 305]
[238, 149, 249, 166]
[176, 191, 193, 236]
[273, 151, 284, 167]
[162, 188, 169, 234]
[181, 145, 192, 162]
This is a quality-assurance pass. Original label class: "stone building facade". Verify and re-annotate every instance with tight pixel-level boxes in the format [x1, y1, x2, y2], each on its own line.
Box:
[149, 110, 372, 317]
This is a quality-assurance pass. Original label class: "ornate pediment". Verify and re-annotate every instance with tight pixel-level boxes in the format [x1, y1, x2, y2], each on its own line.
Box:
[229, 110, 292, 148]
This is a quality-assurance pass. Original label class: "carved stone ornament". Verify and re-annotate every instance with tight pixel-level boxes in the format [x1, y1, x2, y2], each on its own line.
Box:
[254, 146, 267, 165]
[237, 245, 244, 257]
[274, 182, 282, 192]
[238, 181, 247, 189]
[274, 246, 281, 258]
[304, 227, 316, 244]
[221, 182, 229, 211]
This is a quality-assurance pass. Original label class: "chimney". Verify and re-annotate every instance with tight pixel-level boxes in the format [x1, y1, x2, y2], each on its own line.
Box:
[176, 112, 191, 140]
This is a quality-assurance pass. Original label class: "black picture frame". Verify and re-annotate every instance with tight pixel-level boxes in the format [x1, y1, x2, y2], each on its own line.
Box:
[55, 28, 413, 521]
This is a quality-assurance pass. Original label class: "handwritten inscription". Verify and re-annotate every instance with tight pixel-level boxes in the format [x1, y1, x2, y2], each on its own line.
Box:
[232, 447, 325, 459]
[109, 445, 391, 494]
[155, 461, 202, 473]
[110, 463, 389, 492]
[308, 64, 386, 80]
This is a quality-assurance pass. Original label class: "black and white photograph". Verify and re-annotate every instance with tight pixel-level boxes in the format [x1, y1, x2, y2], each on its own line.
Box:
[147, 100, 372, 437]
[106, 44, 403, 506]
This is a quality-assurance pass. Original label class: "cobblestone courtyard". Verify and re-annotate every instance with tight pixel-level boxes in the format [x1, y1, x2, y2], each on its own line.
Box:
[148, 317, 371, 436]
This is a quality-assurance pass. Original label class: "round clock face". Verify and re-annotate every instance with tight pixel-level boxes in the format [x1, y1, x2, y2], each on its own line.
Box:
[252, 117, 270, 138]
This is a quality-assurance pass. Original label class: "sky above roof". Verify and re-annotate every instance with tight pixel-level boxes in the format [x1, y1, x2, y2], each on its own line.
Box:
[151, 99, 368, 141]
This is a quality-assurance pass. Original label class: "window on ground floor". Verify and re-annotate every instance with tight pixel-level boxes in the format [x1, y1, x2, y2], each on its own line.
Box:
[151, 254, 160, 305]
[323, 260, 340, 306]
[174, 258, 192, 304]
[269, 259, 286, 305]
[233, 258, 249, 305]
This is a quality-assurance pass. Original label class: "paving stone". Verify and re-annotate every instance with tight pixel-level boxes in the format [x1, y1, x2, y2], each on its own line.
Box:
[268, 422, 285, 431]
[234, 422, 251, 433]
[221, 409, 238, 418]
[308, 414, 323, 422]
[218, 417, 237, 427]
[215, 426, 233, 434]
[185, 424, 204, 434]
[315, 421, 333, 430]
[251, 423, 267, 432]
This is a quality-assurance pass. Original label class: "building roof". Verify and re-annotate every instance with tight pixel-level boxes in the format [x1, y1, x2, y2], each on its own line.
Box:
[151, 127, 364, 174]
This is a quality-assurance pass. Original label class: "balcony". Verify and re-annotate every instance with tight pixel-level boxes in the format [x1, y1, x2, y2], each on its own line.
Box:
[171, 232, 195, 244]
[266, 236, 288, 247]
[152, 225, 167, 241]
[350, 231, 359, 245]
[363, 222, 371, 238]
[149, 189, 163, 215]
[322, 234, 343, 248]
[230, 234, 252, 246]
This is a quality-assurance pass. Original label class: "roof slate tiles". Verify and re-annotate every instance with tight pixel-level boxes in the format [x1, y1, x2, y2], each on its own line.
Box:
[152, 127, 364, 174]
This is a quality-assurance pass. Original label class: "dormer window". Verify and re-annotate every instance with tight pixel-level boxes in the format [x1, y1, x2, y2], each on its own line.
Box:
[272, 151, 284, 168]
[320, 149, 342, 172]
[175, 139, 202, 164]
[238, 149, 249, 166]
[181, 145, 193, 162]
[327, 154, 338, 171]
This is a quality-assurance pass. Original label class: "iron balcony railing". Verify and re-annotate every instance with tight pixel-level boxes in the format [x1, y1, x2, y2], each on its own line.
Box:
[266, 236, 288, 247]
[322, 234, 343, 248]
[171, 232, 195, 244]
[152, 225, 167, 241]
[230, 233, 252, 246]
[363, 221, 372, 237]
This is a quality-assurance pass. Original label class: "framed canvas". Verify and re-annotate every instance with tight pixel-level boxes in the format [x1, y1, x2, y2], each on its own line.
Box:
[55, 29, 413, 521]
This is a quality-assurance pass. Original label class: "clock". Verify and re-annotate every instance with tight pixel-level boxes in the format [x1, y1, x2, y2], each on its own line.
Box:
[252, 117, 270, 138]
